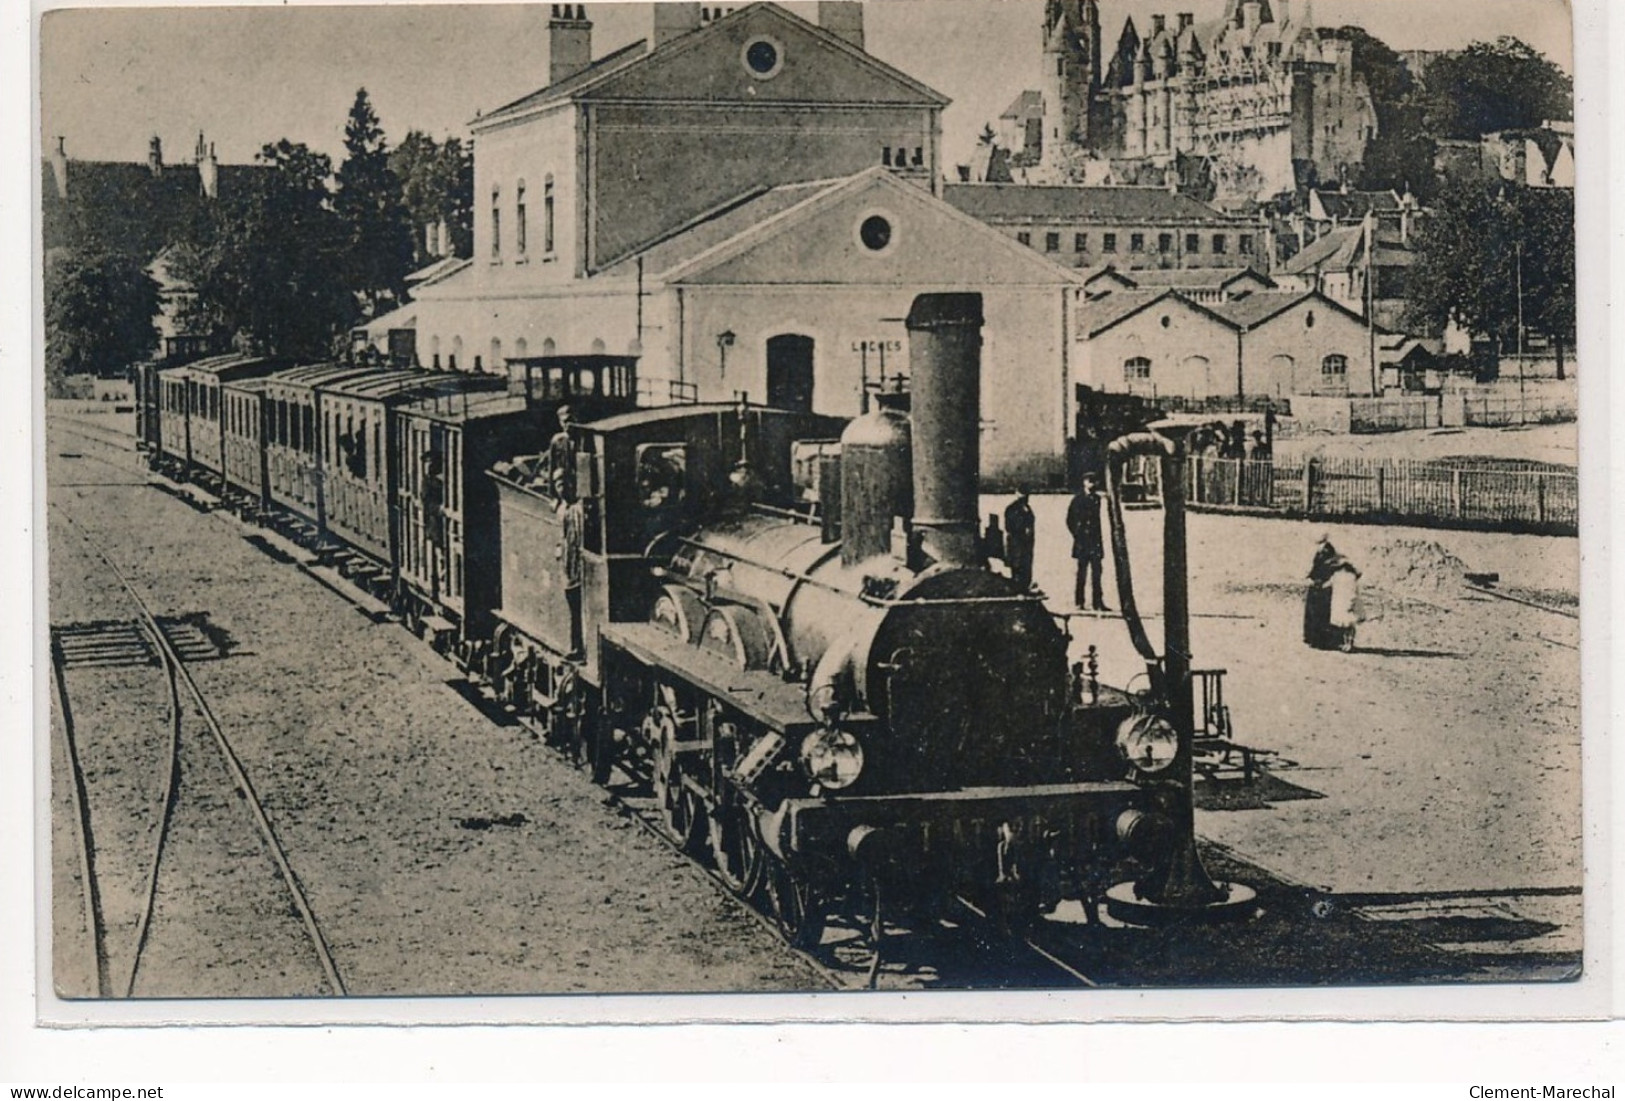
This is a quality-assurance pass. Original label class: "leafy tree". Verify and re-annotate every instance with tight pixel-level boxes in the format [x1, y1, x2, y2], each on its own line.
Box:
[388, 130, 475, 265]
[1322, 26, 1435, 197]
[334, 88, 416, 317]
[173, 140, 352, 359]
[44, 250, 160, 389]
[1418, 37, 1572, 139]
[1405, 180, 1575, 377]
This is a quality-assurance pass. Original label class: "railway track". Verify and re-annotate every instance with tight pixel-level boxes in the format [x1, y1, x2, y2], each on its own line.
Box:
[65, 414, 1485, 991]
[49, 502, 346, 998]
[44, 417, 1117, 991]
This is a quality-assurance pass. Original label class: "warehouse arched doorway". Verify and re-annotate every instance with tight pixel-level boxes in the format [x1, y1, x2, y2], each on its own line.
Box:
[766, 334, 815, 412]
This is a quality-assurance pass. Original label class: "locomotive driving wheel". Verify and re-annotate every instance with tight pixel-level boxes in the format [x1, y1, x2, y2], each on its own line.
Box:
[764, 854, 823, 951]
[705, 800, 754, 892]
[647, 707, 705, 855]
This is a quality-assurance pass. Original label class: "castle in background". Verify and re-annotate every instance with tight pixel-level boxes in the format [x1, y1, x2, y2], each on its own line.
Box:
[1002, 0, 1376, 199]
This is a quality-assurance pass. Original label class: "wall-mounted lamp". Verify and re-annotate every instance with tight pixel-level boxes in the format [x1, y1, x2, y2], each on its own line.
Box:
[717, 330, 736, 377]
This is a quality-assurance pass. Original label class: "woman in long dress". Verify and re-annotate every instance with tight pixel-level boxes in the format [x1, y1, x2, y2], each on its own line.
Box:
[1305, 535, 1361, 651]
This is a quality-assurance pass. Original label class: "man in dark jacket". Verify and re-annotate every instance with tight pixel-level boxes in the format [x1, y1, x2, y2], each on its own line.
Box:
[1003, 489, 1036, 590]
[1066, 473, 1108, 611]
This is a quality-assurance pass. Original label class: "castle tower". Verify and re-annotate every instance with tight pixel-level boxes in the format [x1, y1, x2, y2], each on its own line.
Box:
[1039, 0, 1101, 175]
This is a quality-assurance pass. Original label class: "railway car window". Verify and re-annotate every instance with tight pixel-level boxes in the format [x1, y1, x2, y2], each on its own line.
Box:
[302, 407, 314, 452]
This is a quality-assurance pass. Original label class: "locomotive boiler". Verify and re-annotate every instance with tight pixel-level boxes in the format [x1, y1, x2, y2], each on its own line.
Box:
[565, 294, 1253, 945]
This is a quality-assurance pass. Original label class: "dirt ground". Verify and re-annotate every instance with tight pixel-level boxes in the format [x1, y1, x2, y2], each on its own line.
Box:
[48, 413, 826, 998]
[47, 407, 1584, 992]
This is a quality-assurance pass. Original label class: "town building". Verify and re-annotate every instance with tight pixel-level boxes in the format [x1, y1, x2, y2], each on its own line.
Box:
[412, 3, 1085, 483]
[942, 182, 1264, 271]
[42, 132, 262, 261]
[1074, 284, 1379, 402]
[1271, 187, 1422, 332]
[1008, 0, 1376, 200]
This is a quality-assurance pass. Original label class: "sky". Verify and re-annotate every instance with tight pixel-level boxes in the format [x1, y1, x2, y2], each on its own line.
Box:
[39, 0, 1577, 175]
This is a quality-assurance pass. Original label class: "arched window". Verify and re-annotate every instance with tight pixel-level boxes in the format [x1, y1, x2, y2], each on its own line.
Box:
[1321, 354, 1347, 377]
[541, 337, 557, 357]
[514, 337, 528, 359]
[490, 185, 501, 260]
[515, 180, 527, 257]
[543, 175, 556, 254]
[1124, 356, 1152, 381]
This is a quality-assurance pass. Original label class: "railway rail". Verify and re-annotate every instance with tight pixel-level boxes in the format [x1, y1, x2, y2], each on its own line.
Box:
[53, 415, 1108, 991]
[50, 498, 346, 998]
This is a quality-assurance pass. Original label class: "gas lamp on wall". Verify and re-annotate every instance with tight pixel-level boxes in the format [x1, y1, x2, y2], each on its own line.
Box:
[716, 330, 737, 378]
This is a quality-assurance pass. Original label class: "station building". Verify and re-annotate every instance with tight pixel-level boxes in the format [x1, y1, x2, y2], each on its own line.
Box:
[412, 2, 1085, 484]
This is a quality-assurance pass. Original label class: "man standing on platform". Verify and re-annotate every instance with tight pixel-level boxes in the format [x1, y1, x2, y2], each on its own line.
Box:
[1003, 488, 1036, 591]
[1066, 472, 1108, 612]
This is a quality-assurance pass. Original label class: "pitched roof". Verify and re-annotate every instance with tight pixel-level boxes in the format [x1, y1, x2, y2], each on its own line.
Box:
[943, 183, 1238, 225]
[476, 3, 945, 131]
[1078, 289, 1183, 337]
[1278, 225, 1363, 276]
[1081, 287, 1373, 337]
[600, 179, 837, 278]
[1001, 89, 1044, 121]
[1311, 188, 1403, 221]
[476, 38, 651, 127]
[1119, 266, 1276, 290]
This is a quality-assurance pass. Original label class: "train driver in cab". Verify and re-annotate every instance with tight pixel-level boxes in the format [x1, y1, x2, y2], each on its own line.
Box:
[552, 466, 586, 660]
[546, 405, 576, 499]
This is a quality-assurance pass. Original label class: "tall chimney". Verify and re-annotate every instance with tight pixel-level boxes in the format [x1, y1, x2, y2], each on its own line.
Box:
[147, 135, 163, 176]
[653, 2, 702, 47]
[906, 293, 983, 570]
[1241, 1, 1262, 32]
[817, 1, 865, 50]
[548, 4, 593, 86]
[1178, 12, 1194, 31]
[1150, 13, 1166, 36]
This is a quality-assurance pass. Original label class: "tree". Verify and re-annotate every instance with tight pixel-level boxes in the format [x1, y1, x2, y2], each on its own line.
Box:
[44, 250, 160, 390]
[388, 130, 475, 265]
[173, 140, 352, 359]
[1406, 179, 1575, 377]
[1322, 26, 1435, 197]
[1418, 37, 1572, 139]
[334, 88, 416, 317]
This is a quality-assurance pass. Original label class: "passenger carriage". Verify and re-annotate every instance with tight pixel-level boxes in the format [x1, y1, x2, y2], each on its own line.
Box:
[259, 364, 383, 534]
[153, 354, 285, 485]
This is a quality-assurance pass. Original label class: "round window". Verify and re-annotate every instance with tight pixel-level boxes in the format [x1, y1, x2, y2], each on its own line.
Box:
[1306, 310, 1316, 329]
[743, 37, 782, 78]
[1160, 315, 1171, 328]
[859, 215, 893, 252]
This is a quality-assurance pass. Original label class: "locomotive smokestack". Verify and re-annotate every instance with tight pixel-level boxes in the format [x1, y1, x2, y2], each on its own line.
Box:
[904, 293, 982, 569]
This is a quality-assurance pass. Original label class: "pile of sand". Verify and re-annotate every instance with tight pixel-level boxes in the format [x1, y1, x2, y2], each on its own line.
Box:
[1361, 538, 1471, 596]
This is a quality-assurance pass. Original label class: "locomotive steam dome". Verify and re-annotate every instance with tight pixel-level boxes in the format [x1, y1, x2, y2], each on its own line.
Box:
[662, 292, 1070, 794]
[838, 393, 911, 565]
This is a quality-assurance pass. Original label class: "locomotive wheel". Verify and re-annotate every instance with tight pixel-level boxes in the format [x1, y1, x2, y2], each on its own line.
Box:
[585, 724, 618, 786]
[765, 856, 824, 951]
[649, 712, 705, 855]
[705, 802, 752, 892]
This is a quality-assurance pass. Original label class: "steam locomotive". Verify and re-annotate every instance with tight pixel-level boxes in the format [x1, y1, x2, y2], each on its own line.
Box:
[133, 294, 1252, 950]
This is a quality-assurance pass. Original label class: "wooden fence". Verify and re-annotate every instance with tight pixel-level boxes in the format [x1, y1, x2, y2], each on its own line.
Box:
[1186, 455, 1577, 534]
[1462, 391, 1576, 427]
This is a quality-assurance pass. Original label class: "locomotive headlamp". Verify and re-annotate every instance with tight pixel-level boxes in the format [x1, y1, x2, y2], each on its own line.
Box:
[799, 728, 864, 790]
[1116, 714, 1179, 774]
